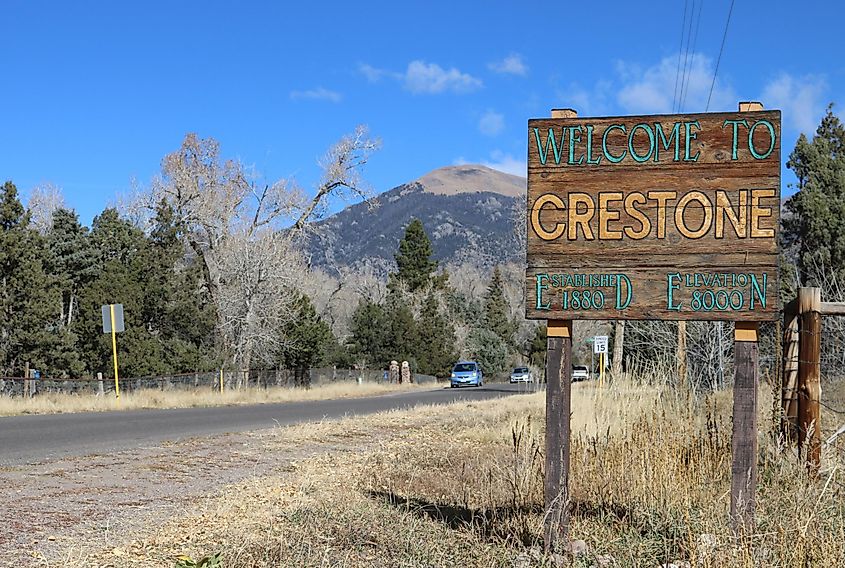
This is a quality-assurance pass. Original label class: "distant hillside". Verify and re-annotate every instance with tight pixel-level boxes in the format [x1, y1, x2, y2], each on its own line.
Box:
[304, 165, 525, 274]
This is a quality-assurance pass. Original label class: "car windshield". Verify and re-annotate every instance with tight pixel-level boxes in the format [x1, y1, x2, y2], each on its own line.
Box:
[573, 366, 588, 371]
[513, 367, 529, 373]
[453, 363, 477, 372]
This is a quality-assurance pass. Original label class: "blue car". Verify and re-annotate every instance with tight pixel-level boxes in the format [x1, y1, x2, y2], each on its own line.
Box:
[450, 361, 483, 388]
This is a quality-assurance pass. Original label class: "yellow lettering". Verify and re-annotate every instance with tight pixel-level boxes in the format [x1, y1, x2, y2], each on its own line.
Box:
[530, 193, 566, 240]
[623, 192, 651, 239]
[750, 189, 776, 237]
[598, 192, 623, 239]
[647, 190, 677, 239]
[675, 191, 713, 239]
[568, 193, 595, 240]
[715, 190, 747, 238]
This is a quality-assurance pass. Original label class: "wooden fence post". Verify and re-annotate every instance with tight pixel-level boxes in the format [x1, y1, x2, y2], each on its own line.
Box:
[545, 318, 572, 551]
[731, 321, 759, 527]
[797, 287, 822, 476]
[23, 361, 30, 398]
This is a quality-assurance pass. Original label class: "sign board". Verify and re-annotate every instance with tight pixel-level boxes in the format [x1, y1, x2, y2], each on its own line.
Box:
[593, 336, 608, 354]
[525, 110, 781, 320]
[101, 304, 125, 333]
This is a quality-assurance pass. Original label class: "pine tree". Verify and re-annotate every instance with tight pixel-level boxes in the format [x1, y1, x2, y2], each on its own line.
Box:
[0, 182, 58, 375]
[466, 328, 509, 375]
[783, 104, 845, 286]
[528, 324, 547, 369]
[484, 266, 516, 347]
[349, 298, 387, 367]
[278, 292, 334, 386]
[44, 208, 96, 376]
[389, 218, 441, 292]
[414, 290, 457, 377]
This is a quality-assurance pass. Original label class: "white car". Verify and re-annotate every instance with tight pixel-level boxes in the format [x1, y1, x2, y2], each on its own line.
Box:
[571, 365, 589, 382]
[509, 366, 533, 383]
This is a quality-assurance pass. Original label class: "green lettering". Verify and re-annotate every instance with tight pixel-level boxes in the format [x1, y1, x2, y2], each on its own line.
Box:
[536, 274, 551, 310]
[603, 124, 627, 163]
[749, 273, 767, 309]
[629, 123, 655, 162]
[748, 120, 776, 159]
[532, 127, 564, 165]
[568, 126, 584, 165]
[684, 121, 701, 162]
[585, 125, 602, 165]
[667, 273, 682, 311]
[616, 274, 632, 309]
[722, 119, 748, 160]
[655, 122, 681, 162]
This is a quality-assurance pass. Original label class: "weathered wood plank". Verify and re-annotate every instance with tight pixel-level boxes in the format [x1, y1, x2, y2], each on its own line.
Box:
[544, 321, 572, 551]
[528, 111, 781, 169]
[525, 110, 780, 321]
[731, 322, 759, 527]
[525, 266, 778, 321]
[821, 302, 845, 316]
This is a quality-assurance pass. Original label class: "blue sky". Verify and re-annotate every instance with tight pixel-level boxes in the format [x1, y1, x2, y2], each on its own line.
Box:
[2, 0, 842, 225]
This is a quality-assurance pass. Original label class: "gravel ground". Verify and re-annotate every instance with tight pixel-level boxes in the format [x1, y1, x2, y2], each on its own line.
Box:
[0, 419, 379, 567]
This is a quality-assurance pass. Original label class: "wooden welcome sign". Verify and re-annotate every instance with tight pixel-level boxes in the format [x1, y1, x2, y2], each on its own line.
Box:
[525, 110, 781, 320]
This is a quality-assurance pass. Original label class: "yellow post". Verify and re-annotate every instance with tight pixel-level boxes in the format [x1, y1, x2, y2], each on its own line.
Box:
[110, 304, 120, 401]
[599, 352, 605, 388]
[219, 369, 224, 394]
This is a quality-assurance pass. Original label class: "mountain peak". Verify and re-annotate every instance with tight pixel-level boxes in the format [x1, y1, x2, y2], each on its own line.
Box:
[415, 164, 525, 198]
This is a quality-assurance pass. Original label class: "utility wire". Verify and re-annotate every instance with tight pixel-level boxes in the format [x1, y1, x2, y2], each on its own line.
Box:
[673, 0, 690, 113]
[706, 0, 736, 111]
[681, 0, 704, 112]
[678, 0, 697, 113]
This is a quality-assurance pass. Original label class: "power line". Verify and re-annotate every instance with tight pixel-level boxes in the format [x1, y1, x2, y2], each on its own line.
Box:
[706, 0, 736, 112]
[673, 0, 690, 113]
[681, 0, 704, 112]
[678, 0, 697, 113]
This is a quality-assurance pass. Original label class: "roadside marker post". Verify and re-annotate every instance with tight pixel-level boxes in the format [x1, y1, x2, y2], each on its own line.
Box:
[102, 303, 125, 402]
[594, 336, 608, 388]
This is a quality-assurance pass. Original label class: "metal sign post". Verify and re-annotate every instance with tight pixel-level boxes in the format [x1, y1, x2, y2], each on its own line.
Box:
[101, 304, 125, 401]
[594, 336, 608, 387]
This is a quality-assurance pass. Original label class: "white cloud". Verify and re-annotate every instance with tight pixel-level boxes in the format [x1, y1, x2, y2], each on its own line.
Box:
[403, 60, 482, 94]
[358, 60, 482, 95]
[358, 63, 390, 83]
[478, 110, 505, 136]
[482, 150, 526, 177]
[556, 80, 612, 117]
[289, 87, 342, 103]
[488, 54, 528, 76]
[761, 73, 827, 135]
[616, 53, 736, 114]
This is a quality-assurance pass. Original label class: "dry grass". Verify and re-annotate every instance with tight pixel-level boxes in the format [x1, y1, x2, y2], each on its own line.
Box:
[53, 379, 845, 567]
[0, 382, 429, 417]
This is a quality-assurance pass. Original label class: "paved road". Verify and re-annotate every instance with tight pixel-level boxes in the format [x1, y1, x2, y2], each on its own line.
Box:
[0, 383, 535, 466]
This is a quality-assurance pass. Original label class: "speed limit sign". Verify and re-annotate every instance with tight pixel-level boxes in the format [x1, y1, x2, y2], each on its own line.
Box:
[594, 336, 608, 354]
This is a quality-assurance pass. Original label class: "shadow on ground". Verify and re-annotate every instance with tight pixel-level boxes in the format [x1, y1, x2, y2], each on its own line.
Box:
[368, 489, 542, 546]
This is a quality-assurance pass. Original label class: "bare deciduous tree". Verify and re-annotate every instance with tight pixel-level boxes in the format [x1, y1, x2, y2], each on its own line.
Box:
[133, 128, 379, 369]
[27, 182, 66, 234]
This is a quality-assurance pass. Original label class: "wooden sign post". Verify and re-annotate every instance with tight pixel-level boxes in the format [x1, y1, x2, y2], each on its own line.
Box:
[527, 103, 781, 549]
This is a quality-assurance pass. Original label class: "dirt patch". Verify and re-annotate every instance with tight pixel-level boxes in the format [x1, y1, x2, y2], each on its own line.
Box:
[0, 414, 405, 566]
